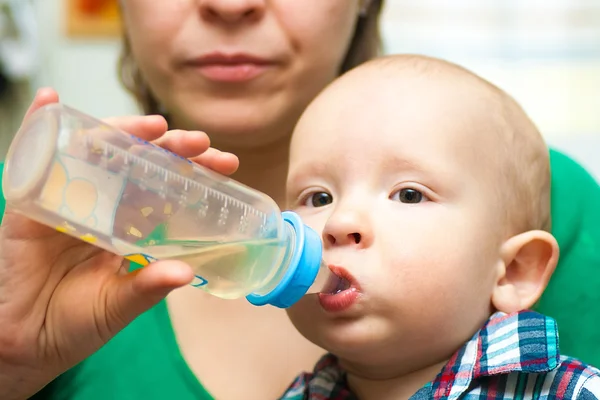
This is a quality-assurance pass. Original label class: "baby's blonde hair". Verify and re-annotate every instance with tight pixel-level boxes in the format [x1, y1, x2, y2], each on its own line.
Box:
[362, 55, 552, 234]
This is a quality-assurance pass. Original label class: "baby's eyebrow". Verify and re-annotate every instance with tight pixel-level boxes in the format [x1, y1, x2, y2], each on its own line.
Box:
[382, 154, 452, 191]
[381, 155, 430, 174]
[288, 161, 333, 181]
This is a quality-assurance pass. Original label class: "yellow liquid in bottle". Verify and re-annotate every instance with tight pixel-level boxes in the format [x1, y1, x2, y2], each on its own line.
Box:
[142, 238, 288, 299]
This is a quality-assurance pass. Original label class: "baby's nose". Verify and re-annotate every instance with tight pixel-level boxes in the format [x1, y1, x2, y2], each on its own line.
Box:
[321, 209, 372, 248]
[324, 231, 362, 246]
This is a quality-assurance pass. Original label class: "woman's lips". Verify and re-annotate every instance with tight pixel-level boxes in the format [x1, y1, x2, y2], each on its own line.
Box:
[318, 265, 360, 313]
[185, 52, 275, 83]
[195, 64, 270, 82]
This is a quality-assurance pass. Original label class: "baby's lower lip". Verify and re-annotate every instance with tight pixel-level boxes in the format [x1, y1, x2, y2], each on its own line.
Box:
[318, 288, 359, 313]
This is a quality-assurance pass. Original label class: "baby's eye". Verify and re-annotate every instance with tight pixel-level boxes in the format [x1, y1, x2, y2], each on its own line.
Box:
[303, 191, 333, 207]
[391, 188, 428, 204]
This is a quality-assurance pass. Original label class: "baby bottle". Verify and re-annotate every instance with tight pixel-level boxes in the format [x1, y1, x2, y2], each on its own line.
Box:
[2, 104, 340, 308]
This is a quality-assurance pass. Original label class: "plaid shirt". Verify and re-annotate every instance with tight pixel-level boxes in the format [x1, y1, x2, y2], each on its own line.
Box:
[281, 311, 600, 399]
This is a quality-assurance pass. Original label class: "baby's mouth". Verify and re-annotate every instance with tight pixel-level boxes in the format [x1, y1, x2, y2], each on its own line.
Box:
[321, 266, 353, 295]
[317, 265, 361, 312]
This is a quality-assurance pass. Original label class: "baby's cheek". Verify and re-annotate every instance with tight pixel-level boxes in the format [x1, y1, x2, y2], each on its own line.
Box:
[375, 251, 470, 317]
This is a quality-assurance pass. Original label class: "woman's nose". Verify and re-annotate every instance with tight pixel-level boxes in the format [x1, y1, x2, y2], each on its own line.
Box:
[198, 0, 265, 24]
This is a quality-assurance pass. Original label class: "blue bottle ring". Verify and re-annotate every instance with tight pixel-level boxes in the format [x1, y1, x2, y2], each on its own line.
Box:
[246, 211, 322, 308]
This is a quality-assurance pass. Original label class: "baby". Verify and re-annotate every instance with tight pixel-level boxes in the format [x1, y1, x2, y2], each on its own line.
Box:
[280, 55, 600, 399]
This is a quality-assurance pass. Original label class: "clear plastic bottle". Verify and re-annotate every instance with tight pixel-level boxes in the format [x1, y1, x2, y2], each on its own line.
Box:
[2, 104, 339, 308]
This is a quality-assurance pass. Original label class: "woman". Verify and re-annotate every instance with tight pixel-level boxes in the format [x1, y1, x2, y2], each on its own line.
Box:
[0, 1, 385, 399]
[0, 1, 599, 399]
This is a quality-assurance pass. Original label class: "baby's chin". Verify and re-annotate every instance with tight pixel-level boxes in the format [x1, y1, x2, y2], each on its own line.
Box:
[308, 324, 452, 381]
[289, 310, 394, 360]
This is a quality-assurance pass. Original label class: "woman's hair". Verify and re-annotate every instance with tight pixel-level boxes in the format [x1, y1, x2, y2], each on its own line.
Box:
[117, 0, 385, 116]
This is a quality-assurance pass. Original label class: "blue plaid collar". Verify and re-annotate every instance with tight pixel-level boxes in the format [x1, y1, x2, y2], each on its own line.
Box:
[284, 311, 561, 400]
[431, 311, 560, 397]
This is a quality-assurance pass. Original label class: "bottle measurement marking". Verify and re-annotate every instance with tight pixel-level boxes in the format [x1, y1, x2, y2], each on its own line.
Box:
[84, 137, 268, 221]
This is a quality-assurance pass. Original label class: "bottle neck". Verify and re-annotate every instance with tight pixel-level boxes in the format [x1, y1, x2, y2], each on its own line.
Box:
[250, 221, 297, 297]
[246, 211, 325, 308]
[280, 220, 297, 272]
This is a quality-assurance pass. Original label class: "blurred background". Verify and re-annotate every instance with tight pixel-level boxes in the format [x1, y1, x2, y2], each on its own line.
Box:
[1, 0, 599, 177]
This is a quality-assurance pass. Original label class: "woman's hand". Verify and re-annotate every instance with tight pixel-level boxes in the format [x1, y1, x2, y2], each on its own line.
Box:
[0, 88, 239, 400]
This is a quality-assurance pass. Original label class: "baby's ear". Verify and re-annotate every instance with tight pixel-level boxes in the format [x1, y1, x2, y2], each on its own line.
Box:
[492, 230, 559, 313]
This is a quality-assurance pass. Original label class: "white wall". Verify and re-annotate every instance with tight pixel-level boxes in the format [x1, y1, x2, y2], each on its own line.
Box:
[33, 0, 136, 118]
[381, 0, 600, 179]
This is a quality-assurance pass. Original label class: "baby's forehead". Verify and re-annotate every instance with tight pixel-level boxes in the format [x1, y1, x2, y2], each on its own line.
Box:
[294, 65, 499, 153]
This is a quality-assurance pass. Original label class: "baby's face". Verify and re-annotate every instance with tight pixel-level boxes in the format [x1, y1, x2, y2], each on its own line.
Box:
[286, 69, 508, 373]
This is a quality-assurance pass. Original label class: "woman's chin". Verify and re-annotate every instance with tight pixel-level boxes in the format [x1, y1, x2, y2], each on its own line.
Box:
[174, 113, 289, 149]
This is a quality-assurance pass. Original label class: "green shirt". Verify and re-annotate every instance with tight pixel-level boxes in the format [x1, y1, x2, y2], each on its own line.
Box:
[0, 149, 597, 399]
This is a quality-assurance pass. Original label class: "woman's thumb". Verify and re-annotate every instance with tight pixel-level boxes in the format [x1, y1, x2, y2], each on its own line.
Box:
[106, 260, 194, 332]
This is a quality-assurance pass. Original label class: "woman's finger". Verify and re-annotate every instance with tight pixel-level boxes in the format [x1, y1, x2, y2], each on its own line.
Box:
[152, 130, 211, 159]
[103, 115, 168, 142]
[190, 148, 239, 176]
[23, 87, 59, 121]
